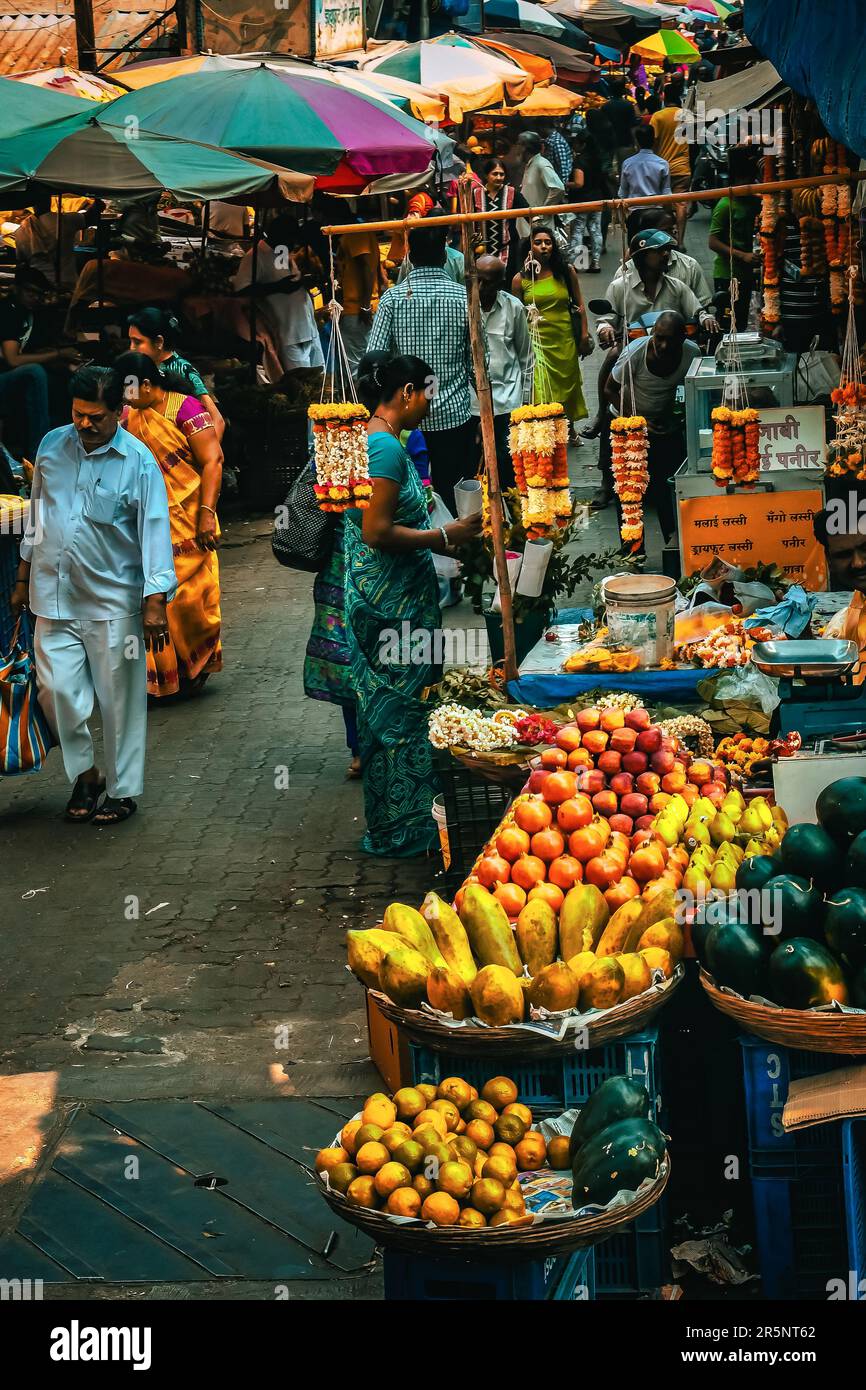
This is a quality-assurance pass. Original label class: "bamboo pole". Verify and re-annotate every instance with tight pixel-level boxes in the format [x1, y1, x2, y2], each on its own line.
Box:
[322, 169, 866, 238]
[458, 177, 518, 685]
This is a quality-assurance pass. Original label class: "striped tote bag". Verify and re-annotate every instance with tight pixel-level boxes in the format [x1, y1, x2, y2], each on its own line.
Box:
[0, 620, 54, 774]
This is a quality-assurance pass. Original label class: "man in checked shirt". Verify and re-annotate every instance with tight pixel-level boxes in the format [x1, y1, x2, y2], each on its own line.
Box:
[367, 222, 475, 507]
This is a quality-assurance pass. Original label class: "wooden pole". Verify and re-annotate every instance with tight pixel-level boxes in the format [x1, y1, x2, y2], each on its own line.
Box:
[249, 205, 260, 384]
[73, 0, 97, 73]
[458, 177, 519, 686]
[322, 169, 866, 238]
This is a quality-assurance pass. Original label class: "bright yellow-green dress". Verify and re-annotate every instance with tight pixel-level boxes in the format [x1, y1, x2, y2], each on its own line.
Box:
[522, 272, 588, 422]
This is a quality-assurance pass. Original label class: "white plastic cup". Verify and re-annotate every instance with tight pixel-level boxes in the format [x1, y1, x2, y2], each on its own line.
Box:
[516, 538, 553, 597]
[454, 478, 483, 518]
[492, 550, 523, 613]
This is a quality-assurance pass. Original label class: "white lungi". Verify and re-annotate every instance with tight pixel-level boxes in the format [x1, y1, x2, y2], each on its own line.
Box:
[34, 614, 148, 799]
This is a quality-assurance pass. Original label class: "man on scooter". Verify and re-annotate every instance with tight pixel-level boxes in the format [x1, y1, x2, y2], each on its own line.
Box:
[595, 230, 716, 349]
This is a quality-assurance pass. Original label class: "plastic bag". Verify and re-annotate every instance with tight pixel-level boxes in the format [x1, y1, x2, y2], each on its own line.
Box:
[428, 492, 461, 581]
[702, 665, 781, 715]
[744, 584, 817, 638]
[795, 341, 841, 402]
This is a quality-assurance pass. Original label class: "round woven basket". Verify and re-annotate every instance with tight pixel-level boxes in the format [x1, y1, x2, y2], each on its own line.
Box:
[315, 1159, 669, 1259]
[699, 968, 866, 1054]
[368, 968, 683, 1055]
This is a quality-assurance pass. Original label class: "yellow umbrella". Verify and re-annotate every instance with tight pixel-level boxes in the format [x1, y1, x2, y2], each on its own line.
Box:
[114, 55, 236, 89]
[504, 82, 580, 117]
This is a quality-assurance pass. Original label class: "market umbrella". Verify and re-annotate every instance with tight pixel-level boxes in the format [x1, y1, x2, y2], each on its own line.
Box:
[18, 67, 128, 101]
[0, 76, 90, 138]
[630, 27, 702, 62]
[0, 113, 315, 201]
[483, 0, 570, 38]
[545, 0, 673, 47]
[359, 35, 535, 118]
[503, 81, 581, 115]
[479, 32, 597, 81]
[101, 64, 436, 190]
[115, 54, 239, 88]
[685, 0, 737, 17]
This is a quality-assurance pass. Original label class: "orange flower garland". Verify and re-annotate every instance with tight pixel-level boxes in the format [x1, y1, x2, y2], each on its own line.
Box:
[508, 403, 571, 537]
[308, 403, 372, 512]
[610, 415, 649, 545]
[711, 406, 761, 487]
[827, 382, 866, 479]
[759, 155, 781, 330]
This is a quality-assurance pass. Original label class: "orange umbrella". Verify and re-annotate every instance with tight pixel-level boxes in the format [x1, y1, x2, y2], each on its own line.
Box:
[470, 35, 556, 85]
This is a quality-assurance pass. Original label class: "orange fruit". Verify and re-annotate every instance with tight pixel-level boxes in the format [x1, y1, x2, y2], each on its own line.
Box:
[530, 827, 566, 863]
[430, 1098, 461, 1131]
[511, 854, 547, 892]
[482, 1076, 519, 1109]
[503, 1186, 527, 1214]
[346, 1175, 378, 1208]
[496, 825, 531, 863]
[361, 1093, 396, 1131]
[503, 1102, 533, 1128]
[386, 1186, 422, 1218]
[413, 1174, 435, 1198]
[513, 798, 553, 835]
[476, 854, 511, 888]
[393, 1086, 427, 1121]
[546, 1135, 571, 1169]
[353, 1123, 384, 1151]
[494, 1114, 526, 1146]
[470, 1176, 507, 1215]
[527, 882, 565, 912]
[490, 1208, 532, 1227]
[450, 1134, 478, 1166]
[421, 1191, 461, 1226]
[436, 1160, 474, 1200]
[393, 1139, 425, 1173]
[514, 1133, 548, 1171]
[416, 1083, 438, 1105]
[436, 1077, 473, 1111]
[482, 1154, 517, 1185]
[488, 1141, 518, 1163]
[493, 881, 527, 918]
[327, 1162, 358, 1194]
[413, 1108, 447, 1138]
[458, 1206, 487, 1228]
[464, 1099, 498, 1124]
[373, 1161, 412, 1198]
[339, 1120, 363, 1156]
[381, 1123, 413, 1153]
[355, 1141, 389, 1175]
[315, 1146, 348, 1176]
[464, 1119, 495, 1151]
[413, 1123, 445, 1149]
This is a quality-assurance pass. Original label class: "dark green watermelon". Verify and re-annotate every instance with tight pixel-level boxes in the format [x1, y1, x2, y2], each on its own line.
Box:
[778, 823, 843, 891]
[761, 874, 824, 941]
[768, 937, 849, 1009]
[572, 1119, 666, 1208]
[705, 920, 767, 997]
[736, 854, 781, 894]
[568, 1076, 649, 1160]
[850, 962, 866, 1010]
[816, 777, 866, 850]
[845, 830, 866, 889]
[823, 889, 866, 967]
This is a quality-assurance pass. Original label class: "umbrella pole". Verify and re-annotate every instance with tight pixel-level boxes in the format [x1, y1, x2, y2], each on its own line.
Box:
[55, 196, 63, 288]
[249, 205, 260, 384]
[458, 176, 518, 686]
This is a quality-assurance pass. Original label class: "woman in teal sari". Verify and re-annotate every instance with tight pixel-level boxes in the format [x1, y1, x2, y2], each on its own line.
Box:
[344, 354, 481, 856]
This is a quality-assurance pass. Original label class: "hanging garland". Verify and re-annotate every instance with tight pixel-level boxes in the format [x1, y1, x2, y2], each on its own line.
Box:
[759, 153, 781, 330]
[827, 268, 866, 479]
[308, 403, 372, 512]
[508, 403, 571, 538]
[610, 414, 649, 547]
[711, 406, 761, 487]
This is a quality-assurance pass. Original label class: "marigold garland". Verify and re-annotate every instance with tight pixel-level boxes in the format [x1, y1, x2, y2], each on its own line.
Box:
[711, 406, 761, 488]
[308, 402, 372, 512]
[508, 402, 572, 537]
[610, 414, 649, 545]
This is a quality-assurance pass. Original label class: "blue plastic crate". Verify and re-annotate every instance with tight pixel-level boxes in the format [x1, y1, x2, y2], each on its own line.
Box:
[751, 1170, 848, 1299]
[594, 1196, 668, 1297]
[382, 1244, 595, 1301]
[739, 1036, 848, 1173]
[409, 1027, 661, 1119]
[843, 1118, 866, 1297]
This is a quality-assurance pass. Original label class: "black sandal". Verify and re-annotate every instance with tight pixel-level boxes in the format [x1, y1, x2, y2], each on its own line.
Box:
[65, 777, 106, 822]
[92, 796, 138, 826]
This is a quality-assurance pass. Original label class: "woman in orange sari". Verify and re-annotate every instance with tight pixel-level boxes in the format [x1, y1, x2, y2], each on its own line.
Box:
[114, 351, 223, 698]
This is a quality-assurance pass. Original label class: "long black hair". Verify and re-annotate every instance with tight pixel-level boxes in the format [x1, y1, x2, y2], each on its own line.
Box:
[522, 224, 569, 284]
[356, 352, 433, 413]
[111, 350, 190, 397]
[127, 306, 181, 348]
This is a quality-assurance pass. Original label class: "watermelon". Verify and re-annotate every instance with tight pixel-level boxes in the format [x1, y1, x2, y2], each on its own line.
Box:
[816, 776, 866, 849]
[761, 874, 824, 941]
[768, 937, 849, 1009]
[705, 920, 767, 998]
[736, 854, 781, 894]
[845, 830, 866, 889]
[823, 888, 866, 967]
[850, 963, 866, 1010]
[778, 823, 843, 891]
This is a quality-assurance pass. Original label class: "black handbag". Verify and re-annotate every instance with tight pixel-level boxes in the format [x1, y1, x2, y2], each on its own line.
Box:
[271, 461, 335, 572]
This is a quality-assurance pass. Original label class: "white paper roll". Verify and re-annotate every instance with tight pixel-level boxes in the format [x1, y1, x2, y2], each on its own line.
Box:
[516, 538, 553, 597]
[454, 477, 483, 518]
[491, 550, 523, 613]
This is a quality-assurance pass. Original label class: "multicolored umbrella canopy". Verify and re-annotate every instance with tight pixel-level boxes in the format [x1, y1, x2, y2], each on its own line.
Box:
[18, 67, 127, 102]
[0, 75, 89, 138]
[686, 0, 737, 17]
[360, 35, 535, 118]
[545, 0, 674, 47]
[115, 54, 237, 89]
[101, 64, 436, 190]
[483, 0, 570, 38]
[630, 27, 702, 61]
[478, 32, 596, 80]
[0, 113, 314, 201]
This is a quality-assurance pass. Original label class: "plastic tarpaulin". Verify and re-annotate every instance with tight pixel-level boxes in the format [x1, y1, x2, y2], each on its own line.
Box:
[745, 0, 866, 157]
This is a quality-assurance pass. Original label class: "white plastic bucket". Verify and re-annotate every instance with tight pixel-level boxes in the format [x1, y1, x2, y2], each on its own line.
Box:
[432, 795, 451, 869]
[601, 572, 677, 667]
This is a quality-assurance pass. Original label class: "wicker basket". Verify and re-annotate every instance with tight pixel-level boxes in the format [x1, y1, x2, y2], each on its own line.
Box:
[315, 1159, 670, 1259]
[699, 968, 866, 1054]
[367, 967, 683, 1056]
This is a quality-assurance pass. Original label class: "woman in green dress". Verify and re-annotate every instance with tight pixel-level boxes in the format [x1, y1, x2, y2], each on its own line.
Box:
[344, 354, 481, 856]
[512, 224, 593, 436]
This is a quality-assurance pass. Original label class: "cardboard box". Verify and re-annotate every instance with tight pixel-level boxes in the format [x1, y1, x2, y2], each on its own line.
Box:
[365, 992, 411, 1093]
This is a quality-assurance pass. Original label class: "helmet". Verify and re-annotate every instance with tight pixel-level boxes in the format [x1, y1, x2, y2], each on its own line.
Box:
[630, 229, 675, 255]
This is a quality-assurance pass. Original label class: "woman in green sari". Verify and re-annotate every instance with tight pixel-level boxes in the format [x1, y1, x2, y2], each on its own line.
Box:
[344, 354, 481, 856]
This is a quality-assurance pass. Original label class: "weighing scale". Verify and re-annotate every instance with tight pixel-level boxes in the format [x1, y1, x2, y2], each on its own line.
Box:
[751, 639, 866, 738]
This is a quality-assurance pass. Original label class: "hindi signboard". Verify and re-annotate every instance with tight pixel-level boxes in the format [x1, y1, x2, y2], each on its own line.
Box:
[758, 405, 827, 472]
[315, 0, 365, 57]
[679, 487, 828, 589]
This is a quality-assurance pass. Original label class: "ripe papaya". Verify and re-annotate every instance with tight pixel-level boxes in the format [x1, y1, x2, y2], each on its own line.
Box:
[559, 883, 609, 961]
[565, 949, 596, 983]
[615, 951, 652, 1001]
[637, 917, 684, 962]
[383, 902, 447, 967]
[420, 892, 477, 985]
[459, 883, 523, 975]
[469, 964, 525, 1025]
[515, 899, 557, 976]
[427, 965, 473, 1020]
[527, 961, 580, 1013]
[378, 942, 431, 1007]
[595, 899, 645, 958]
[346, 928, 410, 988]
[577, 956, 624, 1011]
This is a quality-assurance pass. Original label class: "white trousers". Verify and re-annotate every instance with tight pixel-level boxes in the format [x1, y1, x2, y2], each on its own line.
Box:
[34, 614, 148, 799]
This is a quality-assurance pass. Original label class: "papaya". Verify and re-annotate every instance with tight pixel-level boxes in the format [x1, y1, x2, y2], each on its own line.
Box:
[768, 937, 849, 1009]
[568, 1076, 650, 1158]
[515, 899, 557, 976]
[640, 946, 673, 979]
[565, 949, 596, 984]
[527, 961, 580, 1013]
[816, 776, 866, 849]
[572, 1119, 665, 1208]
[637, 917, 684, 961]
[378, 942, 432, 1007]
[469, 964, 525, 1026]
[638, 884, 678, 926]
[459, 883, 523, 975]
[615, 951, 652, 1001]
[427, 965, 473, 1020]
[778, 823, 843, 891]
[595, 899, 645, 958]
[383, 902, 447, 967]
[823, 888, 866, 967]
[420, 892, 477, 985]
[559, 883, 609, 961]
[577, 956, 624, 1011]
[704, 920, 766, 998]
[346, 928, 410, 988]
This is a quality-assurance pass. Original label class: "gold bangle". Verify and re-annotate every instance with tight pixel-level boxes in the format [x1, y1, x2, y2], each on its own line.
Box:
[200, 505, 217, 515]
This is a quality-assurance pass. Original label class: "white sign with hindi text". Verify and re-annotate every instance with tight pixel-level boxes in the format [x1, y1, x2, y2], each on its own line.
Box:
[758, 405, 827, 472]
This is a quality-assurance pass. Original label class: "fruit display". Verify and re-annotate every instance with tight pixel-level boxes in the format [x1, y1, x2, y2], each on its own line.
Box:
[653, 787, 788, 901]
[314, 1073, 668, 1229]
[696, 776, 866, 1012]
[714, 734, 772, 780]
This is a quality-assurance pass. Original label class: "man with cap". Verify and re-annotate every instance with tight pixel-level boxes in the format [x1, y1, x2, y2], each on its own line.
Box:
[596, 230, 715, 350]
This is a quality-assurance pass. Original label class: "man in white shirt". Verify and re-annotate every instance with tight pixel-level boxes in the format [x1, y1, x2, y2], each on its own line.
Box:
[470, 256, 533, 489]
[232, 215, 324, 374]
[11, 364, 176, 825]
[517, 132, 572, 246]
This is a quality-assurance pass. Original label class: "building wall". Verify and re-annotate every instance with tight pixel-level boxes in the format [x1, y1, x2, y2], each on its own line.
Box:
[199, 0, 313, 56]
